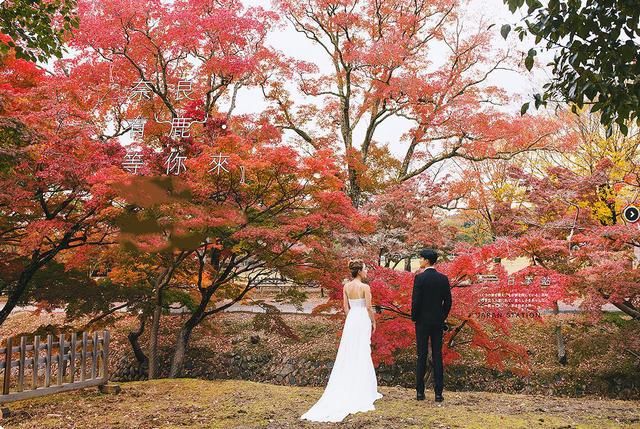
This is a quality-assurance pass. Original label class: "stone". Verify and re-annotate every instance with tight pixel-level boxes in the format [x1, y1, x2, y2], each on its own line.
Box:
[278, 363, 294, 376]
[250, 335, 260, 344]
[99, 384, 122, 395]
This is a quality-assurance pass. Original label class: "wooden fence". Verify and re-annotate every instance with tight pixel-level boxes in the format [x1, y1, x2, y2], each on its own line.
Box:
[0, 330, 109, 404]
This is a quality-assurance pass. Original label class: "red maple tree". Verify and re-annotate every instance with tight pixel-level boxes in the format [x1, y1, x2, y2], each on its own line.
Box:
[266, 0, 559, 206]
[0, 41, 126, 325]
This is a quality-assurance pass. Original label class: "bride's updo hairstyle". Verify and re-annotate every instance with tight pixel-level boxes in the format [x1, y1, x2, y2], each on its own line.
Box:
[348, 259, 364, 278]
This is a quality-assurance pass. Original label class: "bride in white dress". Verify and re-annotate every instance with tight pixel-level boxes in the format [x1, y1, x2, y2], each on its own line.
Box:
[301, 259, 383, 423]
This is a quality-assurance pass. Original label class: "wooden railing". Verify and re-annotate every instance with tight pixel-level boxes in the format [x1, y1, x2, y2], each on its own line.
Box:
[0, 330, 109, 404]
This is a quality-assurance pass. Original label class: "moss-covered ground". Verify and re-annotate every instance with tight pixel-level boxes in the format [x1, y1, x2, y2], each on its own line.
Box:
[5, 379, 640, 428]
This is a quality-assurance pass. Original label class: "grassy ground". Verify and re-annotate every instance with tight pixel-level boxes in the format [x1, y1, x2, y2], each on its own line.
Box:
[4, 379, 640, 429]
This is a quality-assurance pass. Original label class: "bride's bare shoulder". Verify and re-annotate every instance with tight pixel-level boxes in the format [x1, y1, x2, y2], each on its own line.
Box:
[355, 280, 370, 294]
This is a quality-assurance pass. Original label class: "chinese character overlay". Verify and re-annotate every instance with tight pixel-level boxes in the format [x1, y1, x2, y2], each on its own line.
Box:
[170, 117, 194, 139]
[128, 117, 146, 140]
[122, 151, 144, 174]
[209, 153, 230, 175]
[165, 151, 187, 175]
[129, 79, 153, 100]
[175, 80, 193, 100]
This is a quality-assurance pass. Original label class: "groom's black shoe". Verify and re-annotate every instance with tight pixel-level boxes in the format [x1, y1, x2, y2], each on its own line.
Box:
[435, 394, 444, 402]
[416, 392, 425, 401]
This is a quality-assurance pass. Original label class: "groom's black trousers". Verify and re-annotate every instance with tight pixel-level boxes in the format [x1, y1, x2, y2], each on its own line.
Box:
[415, 322, 444, 395]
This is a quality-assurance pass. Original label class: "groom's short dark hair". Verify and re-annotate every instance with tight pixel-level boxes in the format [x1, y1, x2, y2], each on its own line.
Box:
[419, 248, 438, 265]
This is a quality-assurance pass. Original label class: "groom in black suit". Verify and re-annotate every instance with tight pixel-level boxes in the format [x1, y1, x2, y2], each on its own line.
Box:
[411, 248, 452, 402]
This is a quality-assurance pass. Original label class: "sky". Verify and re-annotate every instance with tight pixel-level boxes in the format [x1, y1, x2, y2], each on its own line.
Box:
[231, 0, 555, 159]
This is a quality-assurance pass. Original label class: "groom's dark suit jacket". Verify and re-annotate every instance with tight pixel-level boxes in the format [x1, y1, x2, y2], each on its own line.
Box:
[411, 268, 452, 325]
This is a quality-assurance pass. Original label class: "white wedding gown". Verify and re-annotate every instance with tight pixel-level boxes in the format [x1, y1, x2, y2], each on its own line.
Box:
[300, 298, 383, 423]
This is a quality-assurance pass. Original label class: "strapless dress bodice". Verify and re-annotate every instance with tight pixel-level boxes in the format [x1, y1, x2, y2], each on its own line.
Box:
[348, 298, 366, 308]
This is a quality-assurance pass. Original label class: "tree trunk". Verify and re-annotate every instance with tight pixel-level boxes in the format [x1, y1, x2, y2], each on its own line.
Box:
[128, 316, 148, 366]
[148, 286, 163, 379]
[168, 262, 252, 378]
[611, 301, 640, 320]
[169, 296, 209, 378]
[404, 256, 412, 272]
[553, 301, 568, 365]
[348, 168, 362, 208]
[0, 267, 37, 326]
[169, 315, 199, 378]
[0, 285, 24, 326]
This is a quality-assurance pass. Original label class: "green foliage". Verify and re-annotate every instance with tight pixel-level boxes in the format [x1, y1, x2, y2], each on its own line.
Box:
[162, 288, 198, 314]
[502, 0, 640, 133]
[10, 259, 197, 322]
[26, 262, 150, 318]
[0, 0, 78, 62]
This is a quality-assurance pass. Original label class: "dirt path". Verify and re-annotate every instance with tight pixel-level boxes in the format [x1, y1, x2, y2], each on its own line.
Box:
[4, 379, 639, 428]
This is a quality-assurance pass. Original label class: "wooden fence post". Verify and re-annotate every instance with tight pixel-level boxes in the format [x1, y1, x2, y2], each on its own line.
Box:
[70, 333, 76, 384]
[45, 335, 52, 388]
[3, 337, 12, 395]
[57, 334, 64, 386]
[91, 332, 98, 380]
[81, 332, 87, 382]
[102, 331, 110, 381]
[32, 335, 39, 390]
[17, 336, 26, 392]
